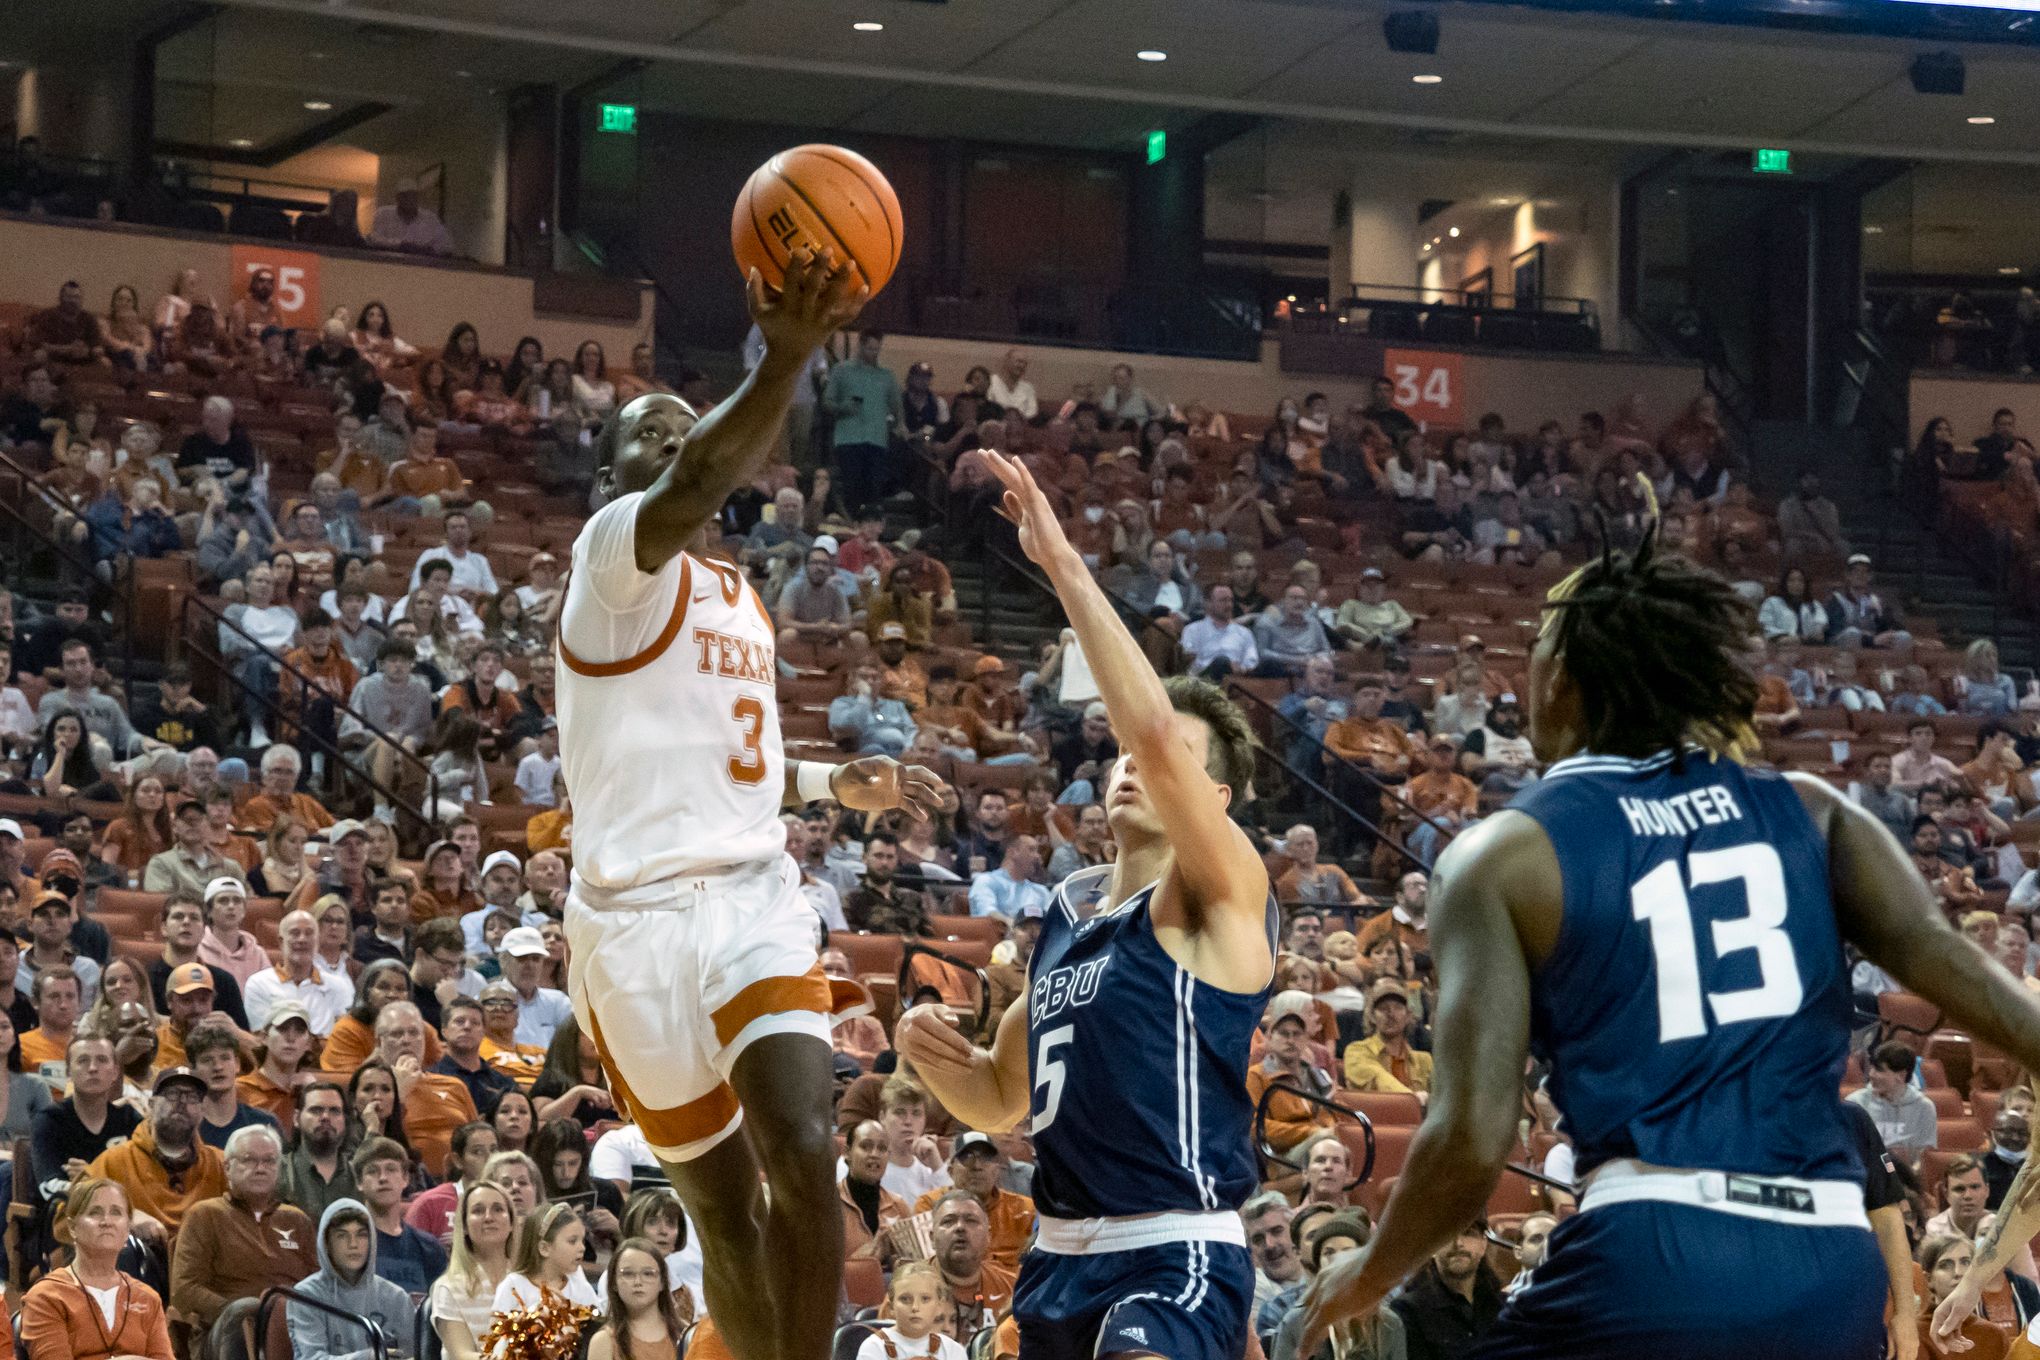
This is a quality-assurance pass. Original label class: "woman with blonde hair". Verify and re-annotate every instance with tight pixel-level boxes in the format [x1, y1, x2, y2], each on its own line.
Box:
[82, 956, 159, 1046]
[20, 1177, 173, 1360]
[483, 1147, 545, 1225]
[1961, 638, 2020, 717]
[249, 815, 310, 899]
[430, 1179, 517, 1360]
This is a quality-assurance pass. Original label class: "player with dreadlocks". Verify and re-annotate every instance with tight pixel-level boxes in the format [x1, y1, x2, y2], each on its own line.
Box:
[1300, 518, 2040, 1360]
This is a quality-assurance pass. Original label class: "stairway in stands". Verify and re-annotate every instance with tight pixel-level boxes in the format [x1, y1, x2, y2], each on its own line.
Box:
[1774, 422, 2038, 675]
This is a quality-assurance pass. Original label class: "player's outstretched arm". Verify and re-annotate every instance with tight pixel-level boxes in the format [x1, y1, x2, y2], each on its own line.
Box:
[633, 250, 867, 572]
[984, 453, 1267, 926]
[1798, 774, 2040, 1081]
[895, 999, 1031, 1132]
[1298, 813, 1539, 1357]
[781, 755, 946, 818]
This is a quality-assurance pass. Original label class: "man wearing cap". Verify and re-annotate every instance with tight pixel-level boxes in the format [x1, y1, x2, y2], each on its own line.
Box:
[775, 540, 855, 651]
[284, 819, 376, 921]
[244, 909, 354, 1036]
[156, 961, 224, 1072]
[87, 1065, 229, 1242]
[1405, 736, 1480, 868]
[196, 878, 269, 989]
[369, 178, 454, 255]
[1461, 693, 1538, 797]
[875, 624, 929, 710]
[30, 1033, 137, 1205]
[1826, 554, 1912, 649]
[476, 979, 545, 1089]
[461, 851, 546, 958]
[1323, 673, 1415, 851]
[1334, 568, 1413, 651]
[913, 1132, 1035, 1273]
[830, 658, 918, 758]
[498, 926, 573, 1048]
[1343, 979, 1432, 1100]
[373, 1000, 477, 1179]
[29, 847, 112, 969]
[866, 564, 932, 648]
[0, 818, 35, 902]
[238, 1002, 316, 1122]
[150, 893, 252, 1031]
[19, 892, 98, 1008]
[1248, 997, 1339, 1151]
[19, 965, 84, 1077]
[186, 1019, 281, 1149]
[171, 1122, 317, 1358]
[144, 800, 247, 899]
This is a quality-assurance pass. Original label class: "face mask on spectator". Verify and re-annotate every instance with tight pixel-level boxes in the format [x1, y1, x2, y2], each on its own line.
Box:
[1084, 506, 1105, 524]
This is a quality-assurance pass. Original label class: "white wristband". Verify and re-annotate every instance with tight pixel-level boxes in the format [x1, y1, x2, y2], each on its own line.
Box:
[796, 761, 837, 803]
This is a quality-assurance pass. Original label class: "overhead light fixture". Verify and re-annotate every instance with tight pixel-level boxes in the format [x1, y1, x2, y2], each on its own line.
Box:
[304, 100, 333, 111]
[1448, 226, 1460, 237]
[1487, 195, 1514, 207]
[228, 137, 254, 149]
[2002, 266, 2023, 275]
[1863, 225, 1884, 234]
[1412, 73, 1443, 84]
[1969, 115, 1997, 124]
[853, 21, 883, 31]
[308, 51, 328, 61]
[455, 69, 473, 78]
[1137, 49, 1167, 61]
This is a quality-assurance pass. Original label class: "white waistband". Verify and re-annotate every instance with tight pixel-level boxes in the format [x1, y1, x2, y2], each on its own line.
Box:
[1580, 1158, 1869, 1230]
[570, 857, 785, 911]
[1033, 1210, 1246, 1256]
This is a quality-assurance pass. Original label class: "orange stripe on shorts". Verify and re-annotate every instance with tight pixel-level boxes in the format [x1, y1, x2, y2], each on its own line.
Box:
[710, 965, 833, 1048]
[586, 1008, 741, 1149]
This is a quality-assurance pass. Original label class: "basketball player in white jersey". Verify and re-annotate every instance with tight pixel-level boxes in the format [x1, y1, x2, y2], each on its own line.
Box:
[557, 248, 944, 1360]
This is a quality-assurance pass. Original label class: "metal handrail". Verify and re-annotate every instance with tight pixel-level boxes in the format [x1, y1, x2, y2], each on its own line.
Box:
[1253, 1081, 1376, 1189]
[1227, 680, 1451, 852]
[255, 1285, 391, 1360]
[0, 449, 139, 709]
[179, 592, 441, 838]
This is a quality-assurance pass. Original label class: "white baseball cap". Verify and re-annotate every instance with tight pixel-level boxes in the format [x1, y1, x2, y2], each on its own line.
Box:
[499, 926, 548, 959]
[0, 820, 20, 842]
[480, 850, 522, 878]
[204, 877, 247, 904]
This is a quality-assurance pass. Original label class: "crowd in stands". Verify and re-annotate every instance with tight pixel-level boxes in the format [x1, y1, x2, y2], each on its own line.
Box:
[0, 243, 2039, 1360]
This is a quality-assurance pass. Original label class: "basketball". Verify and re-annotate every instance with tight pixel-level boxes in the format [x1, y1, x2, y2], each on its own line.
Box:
[731, 144, 903, 298]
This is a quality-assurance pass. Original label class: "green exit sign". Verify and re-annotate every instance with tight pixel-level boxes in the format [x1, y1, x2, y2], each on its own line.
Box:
[600, 103, 638, 134]
[1753, 147, 1791, 174]
[1146, 129, 1166, 165]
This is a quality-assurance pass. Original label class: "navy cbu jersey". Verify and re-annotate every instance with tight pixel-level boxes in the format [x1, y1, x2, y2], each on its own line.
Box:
[1026, 864, 1278, 1221]
[1507, 749, 1859, 1184]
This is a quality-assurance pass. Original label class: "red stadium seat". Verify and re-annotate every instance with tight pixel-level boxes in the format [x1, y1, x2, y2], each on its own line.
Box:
[1331, 1090, 1424, 1126]
[1972, 1089, 2003, 1133]
[928, 916, 1005, 946]
[1485, 1171, 1547, 1219]
[843, 1257, 885, 1309]
[1939, 1118, 1986, 1152]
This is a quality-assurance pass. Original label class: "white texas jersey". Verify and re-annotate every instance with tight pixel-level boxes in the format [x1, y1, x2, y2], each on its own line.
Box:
[557, 492, 786, 892]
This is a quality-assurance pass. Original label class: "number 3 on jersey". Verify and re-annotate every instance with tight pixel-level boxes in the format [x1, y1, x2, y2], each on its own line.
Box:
[727, 696, 767, 785]
[1631, 843, 1804, 1043]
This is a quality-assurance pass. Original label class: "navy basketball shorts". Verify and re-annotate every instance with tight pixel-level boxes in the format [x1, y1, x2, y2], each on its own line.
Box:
[1014, 1239, 1253, 1360]
[1473, 1201, 1887, 1360]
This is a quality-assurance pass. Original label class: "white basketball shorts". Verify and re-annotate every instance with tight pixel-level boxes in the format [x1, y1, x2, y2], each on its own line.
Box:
[565, 855, 836, 1163]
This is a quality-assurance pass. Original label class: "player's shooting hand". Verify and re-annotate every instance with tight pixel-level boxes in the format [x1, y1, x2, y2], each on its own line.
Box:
[1297, 1245, 1384, 1360]
[985, 453, 1077, 573]
[747, 247, 869, 360]
[896, 1003, 977, 1081]
[831, 756, 948, 822]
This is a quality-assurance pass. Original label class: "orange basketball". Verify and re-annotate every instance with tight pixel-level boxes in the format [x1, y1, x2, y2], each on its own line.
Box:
[731, 144, 903, 298]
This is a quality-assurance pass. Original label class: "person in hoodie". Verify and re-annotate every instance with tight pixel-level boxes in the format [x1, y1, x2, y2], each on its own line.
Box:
[289, 1197, 418, 1360]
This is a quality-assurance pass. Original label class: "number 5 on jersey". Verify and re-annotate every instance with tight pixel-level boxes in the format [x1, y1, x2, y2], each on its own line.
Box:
[1632, 843, 1804, 1043]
